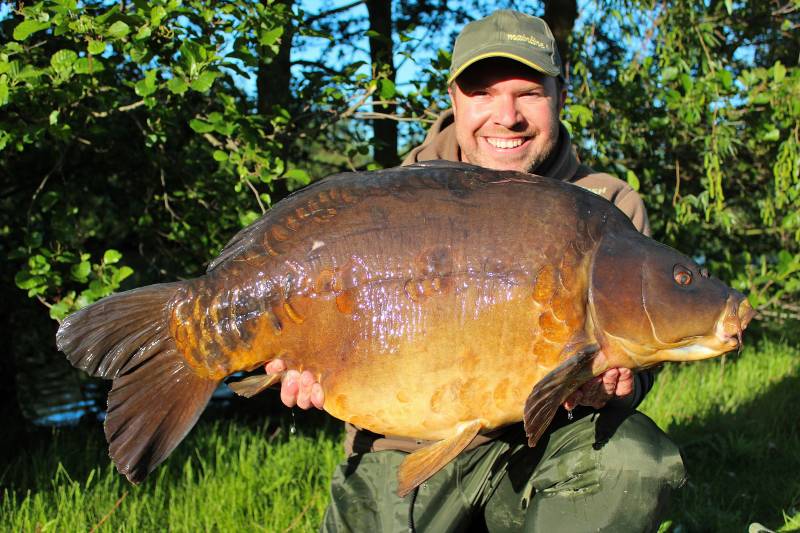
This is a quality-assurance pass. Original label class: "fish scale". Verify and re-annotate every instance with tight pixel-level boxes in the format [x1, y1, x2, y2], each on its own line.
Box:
[56, 161, 755, 495]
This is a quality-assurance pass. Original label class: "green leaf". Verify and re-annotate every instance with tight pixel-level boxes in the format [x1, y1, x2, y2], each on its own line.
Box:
[763, 128, 780, 142]
[213, 150, 228, 162]
[134, 25, 152, 41]
[167, 77, 188, 95]
[134, 69, 157, 97]
[49, 110, 59, 125]
[50, 49, 77, 75]
[88, 40, 106, 55]
[724, 0, 733, 14]
[239, 209, 260, 227]
[103, 249, 122, 264]
[179, 41, 206, 77]
[773, 61, 786, 83]
[189, 118, 214, 133]
[151, 6, 167, 25]
[626, 170, 640, 191]
[189, 70, 218, 93]
[284, 168, 310, 185]
[112, 265, 134, 284]
[716, 69, 733, 90]
[49, 300, 72, 321]
[378, 79, 396, 99]
[661, 66, 678, 82]
[13, 20, 50, 41]
[106, 21, 130, 39]
[0, 79, 8, 107]
[14, 270, 43, 290]
[70, 260, 91, 281]
[258, 26, 284, 47]
[74, 57, 105, 74]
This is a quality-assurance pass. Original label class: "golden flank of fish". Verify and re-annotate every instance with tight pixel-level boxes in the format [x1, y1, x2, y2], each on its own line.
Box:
[57, 161, 755, 496]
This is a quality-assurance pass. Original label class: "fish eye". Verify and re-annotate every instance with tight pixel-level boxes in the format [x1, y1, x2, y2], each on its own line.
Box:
[673, 264, 693, 286]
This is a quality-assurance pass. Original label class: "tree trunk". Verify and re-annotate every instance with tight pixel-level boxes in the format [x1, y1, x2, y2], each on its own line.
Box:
[543, 0, 578, 76]
[257, 0, 294, 115]
[366, 0, 399, 168]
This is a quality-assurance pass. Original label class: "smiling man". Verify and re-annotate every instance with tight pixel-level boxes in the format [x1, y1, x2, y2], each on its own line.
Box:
[272, 10, 685, 532]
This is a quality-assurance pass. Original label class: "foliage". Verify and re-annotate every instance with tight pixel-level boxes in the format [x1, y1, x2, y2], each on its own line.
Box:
[1, 0, 303, 321]
[1, 340, 798, 531]
[566, 0, 800, 330]
[0, 0, 388, 423]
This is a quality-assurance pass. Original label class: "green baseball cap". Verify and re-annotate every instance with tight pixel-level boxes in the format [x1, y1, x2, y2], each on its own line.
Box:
[448, 10, 563, 84]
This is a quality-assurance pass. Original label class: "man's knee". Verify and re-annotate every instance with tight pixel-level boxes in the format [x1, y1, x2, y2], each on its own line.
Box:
[599, 411, 686, 489]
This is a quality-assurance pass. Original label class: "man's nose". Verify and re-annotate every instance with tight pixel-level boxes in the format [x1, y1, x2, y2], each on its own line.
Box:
[492, 95, 522, 129]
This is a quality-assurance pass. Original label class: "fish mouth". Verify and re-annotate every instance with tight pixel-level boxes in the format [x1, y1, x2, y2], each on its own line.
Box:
[715, 296, 756, 353]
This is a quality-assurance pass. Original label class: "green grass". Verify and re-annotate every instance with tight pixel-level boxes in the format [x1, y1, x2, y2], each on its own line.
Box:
[1, 338, 798, 532]
[640, 338, 800, 532]
[1, 416, 344, 531]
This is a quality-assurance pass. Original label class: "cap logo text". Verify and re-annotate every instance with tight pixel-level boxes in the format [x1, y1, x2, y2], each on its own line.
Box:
[506, 33, 546, 48]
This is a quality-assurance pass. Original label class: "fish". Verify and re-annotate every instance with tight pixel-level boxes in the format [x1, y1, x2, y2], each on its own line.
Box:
[56, 160, 755, 497]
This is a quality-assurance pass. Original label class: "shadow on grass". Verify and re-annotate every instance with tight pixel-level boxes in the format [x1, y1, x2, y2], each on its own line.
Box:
[664, 373, 800, 532]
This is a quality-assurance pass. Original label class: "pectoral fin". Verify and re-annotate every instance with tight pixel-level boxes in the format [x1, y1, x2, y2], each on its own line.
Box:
[228, 373, 282, 398]
[524, 344, 599, 447]
[396, 419, 483, 497]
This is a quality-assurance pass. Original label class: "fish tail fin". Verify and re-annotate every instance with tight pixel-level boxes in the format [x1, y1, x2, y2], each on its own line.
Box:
[56, 282, 219, 483]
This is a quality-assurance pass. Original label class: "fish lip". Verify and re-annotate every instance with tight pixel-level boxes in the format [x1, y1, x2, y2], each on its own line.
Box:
[714, 295, 755, 352]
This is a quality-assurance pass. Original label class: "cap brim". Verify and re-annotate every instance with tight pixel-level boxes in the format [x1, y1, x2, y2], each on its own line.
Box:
[448, 49, 561, 84]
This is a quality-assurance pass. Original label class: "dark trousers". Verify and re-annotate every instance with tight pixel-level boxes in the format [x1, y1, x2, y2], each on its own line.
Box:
[322, 406, 685, 532]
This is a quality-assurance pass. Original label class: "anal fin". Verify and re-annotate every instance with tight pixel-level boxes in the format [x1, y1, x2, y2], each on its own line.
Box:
[524, 344, 600, 447]
[397, 419, 483, 497]
[228, 373, 282, 398]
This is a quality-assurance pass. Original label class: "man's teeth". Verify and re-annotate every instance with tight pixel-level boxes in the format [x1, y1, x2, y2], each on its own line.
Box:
[486, 138, 524, 149]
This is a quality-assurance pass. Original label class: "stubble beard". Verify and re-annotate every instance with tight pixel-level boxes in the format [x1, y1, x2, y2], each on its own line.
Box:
[460, 119, 561, 174]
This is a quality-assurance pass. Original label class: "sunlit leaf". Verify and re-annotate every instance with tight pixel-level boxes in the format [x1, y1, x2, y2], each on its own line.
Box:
[106, 20, 130, 39]
[190, 70, 219, 93]
[13, 20, 50, 41]
[103, 249, 122, 264]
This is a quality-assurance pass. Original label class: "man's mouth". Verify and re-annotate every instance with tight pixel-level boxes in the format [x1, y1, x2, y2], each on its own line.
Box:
[485, 137, 527, 149]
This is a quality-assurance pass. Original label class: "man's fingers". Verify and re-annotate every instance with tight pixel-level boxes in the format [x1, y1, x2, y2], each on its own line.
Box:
[601, 368, 620, 395]
[266, 359, 287, 374]
[296, 371, 315, 409]
[615, 368, 634, 397]
[280, 369, 301, 408]
[311, 383, 325, 409]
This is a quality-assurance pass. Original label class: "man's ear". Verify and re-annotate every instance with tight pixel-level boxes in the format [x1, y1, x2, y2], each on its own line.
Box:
[448, 84, 457, 112]
[558, 85, 567, 113]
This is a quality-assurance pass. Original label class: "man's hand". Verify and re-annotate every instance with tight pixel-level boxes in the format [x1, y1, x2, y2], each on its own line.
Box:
[266, 359, 324, 410]
[562, 367, 634, 411]
[267, 355, 632, 413]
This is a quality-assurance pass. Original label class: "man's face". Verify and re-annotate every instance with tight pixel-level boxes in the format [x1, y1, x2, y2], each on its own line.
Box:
[449, 58, 566, 173]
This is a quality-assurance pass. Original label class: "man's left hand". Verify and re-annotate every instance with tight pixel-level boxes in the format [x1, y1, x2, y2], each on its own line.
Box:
[563, 367, 634, 411]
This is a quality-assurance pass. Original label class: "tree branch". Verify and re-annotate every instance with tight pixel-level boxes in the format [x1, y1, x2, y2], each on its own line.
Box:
[304, 0, 365, 25]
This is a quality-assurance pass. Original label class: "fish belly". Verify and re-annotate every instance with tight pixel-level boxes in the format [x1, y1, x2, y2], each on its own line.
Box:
[318, 280, 564, 441]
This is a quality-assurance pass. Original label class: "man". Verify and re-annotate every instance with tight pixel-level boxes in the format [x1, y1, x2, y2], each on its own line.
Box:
[269, 10, 686, 532]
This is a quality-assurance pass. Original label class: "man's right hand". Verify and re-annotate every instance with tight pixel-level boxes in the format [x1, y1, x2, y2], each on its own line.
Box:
[265, 359, 325, 410]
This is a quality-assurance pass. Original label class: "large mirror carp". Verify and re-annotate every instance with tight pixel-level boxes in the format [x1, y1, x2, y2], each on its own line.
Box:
[57, 161, 755, 496]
